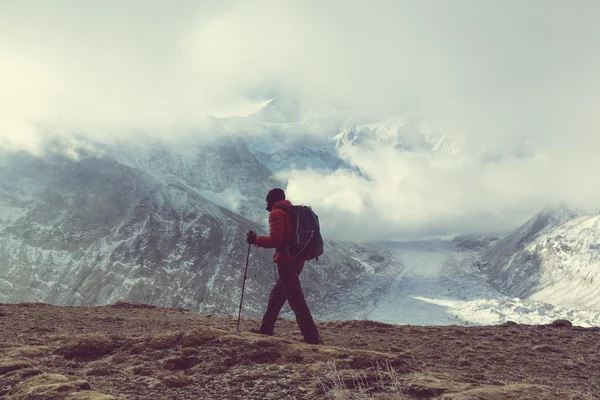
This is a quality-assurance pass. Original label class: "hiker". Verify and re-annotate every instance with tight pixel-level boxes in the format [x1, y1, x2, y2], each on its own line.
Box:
[246, 188, 323, 345]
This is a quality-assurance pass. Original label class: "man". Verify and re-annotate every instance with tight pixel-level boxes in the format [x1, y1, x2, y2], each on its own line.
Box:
[247, 188, 322, 345]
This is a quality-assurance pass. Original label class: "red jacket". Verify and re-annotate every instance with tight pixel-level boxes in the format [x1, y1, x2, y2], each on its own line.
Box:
[255, 200, 294, 261]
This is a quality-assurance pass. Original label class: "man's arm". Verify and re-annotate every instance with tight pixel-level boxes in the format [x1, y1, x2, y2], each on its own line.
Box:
[255, 210, 286, 248]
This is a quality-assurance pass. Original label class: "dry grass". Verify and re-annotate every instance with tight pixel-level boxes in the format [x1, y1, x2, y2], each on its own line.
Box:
[2, 302, 600, 399]
[314, 360, 409, 400]
[55, 333, 114, 360]
[6, 373, 116, 400]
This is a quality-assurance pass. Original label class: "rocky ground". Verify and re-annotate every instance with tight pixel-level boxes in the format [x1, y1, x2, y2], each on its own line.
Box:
[1, 302, 599, 399]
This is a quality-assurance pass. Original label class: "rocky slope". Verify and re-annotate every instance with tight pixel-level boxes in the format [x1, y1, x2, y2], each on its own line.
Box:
[480, 207, 600, 310]
[111, 136, 282, 224]
[0, 145, 397, 318]
[1, 302, 598, 400]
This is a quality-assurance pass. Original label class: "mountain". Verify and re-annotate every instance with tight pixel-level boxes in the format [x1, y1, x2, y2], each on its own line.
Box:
[334, 116, 463, 155]
[111, 136, 281, 223]
[480, 206, 600, 310]
[242, 131, 346, 174]
[0, 141, 397, 319]
[2, 106, 596, 327]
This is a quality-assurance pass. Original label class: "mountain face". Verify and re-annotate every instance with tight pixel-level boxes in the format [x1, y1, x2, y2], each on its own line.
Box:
[242, 131, 346, 174]
[334, 117, 462, 155]
[111, 136, 281, 224]
[480, 207, 600, 310]
[0, 140, 397, 318]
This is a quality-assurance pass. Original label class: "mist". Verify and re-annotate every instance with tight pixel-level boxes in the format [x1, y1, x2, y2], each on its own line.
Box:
[1, 0, 599, 240]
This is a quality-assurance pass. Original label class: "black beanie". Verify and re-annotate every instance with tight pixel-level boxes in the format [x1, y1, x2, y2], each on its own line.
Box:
[266, 188, 286, 205]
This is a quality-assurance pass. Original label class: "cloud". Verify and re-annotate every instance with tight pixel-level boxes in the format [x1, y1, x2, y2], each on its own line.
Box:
[1, 0, 599, 238]
[3, 1, 597, 133]
[283, 135, 600, 241]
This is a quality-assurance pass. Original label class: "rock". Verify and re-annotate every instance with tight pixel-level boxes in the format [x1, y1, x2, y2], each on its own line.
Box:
[551, 319, 572, 327]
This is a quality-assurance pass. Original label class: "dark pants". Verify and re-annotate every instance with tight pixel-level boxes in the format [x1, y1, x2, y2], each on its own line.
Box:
[259, 260, 321, 344]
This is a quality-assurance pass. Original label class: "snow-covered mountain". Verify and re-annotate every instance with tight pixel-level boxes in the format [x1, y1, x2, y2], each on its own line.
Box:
[0, 139, 397, 319]
[480, 207, 600, 310]
[334, 116, 463, 155]
[2, 104, 598, 327]
[242, 131, 345, 174]
[361, 237, 600, 327]
[111, 136, 281, 224]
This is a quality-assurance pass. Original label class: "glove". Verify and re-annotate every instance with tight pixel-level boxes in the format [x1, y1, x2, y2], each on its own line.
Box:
[247, 231, 257, 245]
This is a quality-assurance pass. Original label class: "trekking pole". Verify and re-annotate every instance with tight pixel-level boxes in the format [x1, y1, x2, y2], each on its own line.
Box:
[236, 243, 251, 333]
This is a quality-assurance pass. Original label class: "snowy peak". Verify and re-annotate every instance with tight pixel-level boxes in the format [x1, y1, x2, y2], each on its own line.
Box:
[483, 206, 588, 267]
[334, 117, 462, 154]
[250, 98, 350, 132]
[250, 98, 303, 123]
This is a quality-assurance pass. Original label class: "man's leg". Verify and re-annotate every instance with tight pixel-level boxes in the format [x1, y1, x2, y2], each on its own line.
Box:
[277, 261, 322, 344]
[258, 278, 287, 334]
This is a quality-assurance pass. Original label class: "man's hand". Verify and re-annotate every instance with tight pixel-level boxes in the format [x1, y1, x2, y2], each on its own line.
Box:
[247, 231, 257, 245]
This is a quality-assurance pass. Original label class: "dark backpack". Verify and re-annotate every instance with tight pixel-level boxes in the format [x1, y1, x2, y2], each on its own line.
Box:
[275, 205, 324, 261]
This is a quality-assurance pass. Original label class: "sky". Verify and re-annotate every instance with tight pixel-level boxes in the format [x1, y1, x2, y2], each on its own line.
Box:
[1, 0, 600, 239]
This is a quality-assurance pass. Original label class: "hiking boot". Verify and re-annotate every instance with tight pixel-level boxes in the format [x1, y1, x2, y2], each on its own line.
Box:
[250, 328, 274, 336]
